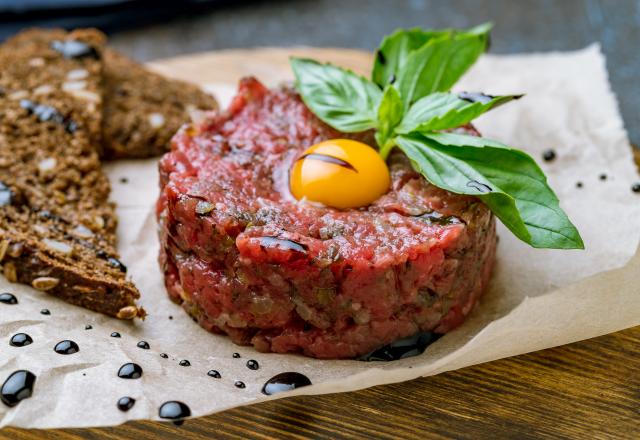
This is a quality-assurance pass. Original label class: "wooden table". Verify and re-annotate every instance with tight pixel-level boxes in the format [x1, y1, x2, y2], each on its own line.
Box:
[2, 43, 640, 440]
[2, 327, 638, 439]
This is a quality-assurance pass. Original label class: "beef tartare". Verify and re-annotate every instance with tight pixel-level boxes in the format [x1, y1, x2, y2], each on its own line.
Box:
[157, 77, 496, 359]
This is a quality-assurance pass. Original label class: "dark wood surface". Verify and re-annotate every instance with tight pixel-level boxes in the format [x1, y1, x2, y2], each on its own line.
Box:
[2, 326, 638, 439]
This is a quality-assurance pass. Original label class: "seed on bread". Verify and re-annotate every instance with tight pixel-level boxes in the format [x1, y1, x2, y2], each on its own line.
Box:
[32, 276, 60, 290]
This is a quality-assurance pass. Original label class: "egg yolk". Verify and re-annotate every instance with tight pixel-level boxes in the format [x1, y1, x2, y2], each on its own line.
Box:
[290, 139, 390, 209]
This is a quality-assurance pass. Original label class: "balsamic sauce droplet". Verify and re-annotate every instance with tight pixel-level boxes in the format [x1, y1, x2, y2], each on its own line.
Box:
[160, 353, 168, 359]
[207, 370, 221, 379]
[118, 363, 143, 379]
[234, 381, 246, 389]
[111, 332, 121, 338]
[10, 333, 33, 347]
[137, 341, 150, 350]
[261, 372, 312, 396]
[542, 149, 556, 162]
[0, 293, 17, 304]
[117, 396, 136, 412]
[232, 353, 241, 359]
[179, 360, 191, 367]
[1, 370, 36, 407]
[246, 360, 259, 370]
[466, 180, 492, 193]
[632, 182, 640, 193]
[85, 324, 92, 330]
[40, 308, 50, 315]
[599, 173, 607, 181]
[576, 181, 583, 188]
[54, 340, 79, 355]
[358, 331, 442, 361]
[159, 401, 191, 425]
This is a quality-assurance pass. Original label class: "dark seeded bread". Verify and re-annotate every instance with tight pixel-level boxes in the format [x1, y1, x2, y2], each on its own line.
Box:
[6, 28, 218, 159]
[0, 30, 144, 319]
[102, 49, 218, 159]
[1, 28, 106, 155]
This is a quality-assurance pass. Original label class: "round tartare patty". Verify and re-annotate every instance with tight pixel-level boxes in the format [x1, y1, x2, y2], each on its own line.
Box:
[157, 77, 496, 359]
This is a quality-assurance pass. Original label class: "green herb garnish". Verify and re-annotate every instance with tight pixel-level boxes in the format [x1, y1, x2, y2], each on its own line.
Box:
[290, 24, 583, 250]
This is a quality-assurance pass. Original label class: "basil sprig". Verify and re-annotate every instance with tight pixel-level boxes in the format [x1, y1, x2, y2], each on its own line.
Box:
[290, 24, 584, 250]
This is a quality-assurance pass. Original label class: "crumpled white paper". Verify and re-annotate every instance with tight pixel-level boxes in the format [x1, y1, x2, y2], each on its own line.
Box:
[0, 44, 638, 429]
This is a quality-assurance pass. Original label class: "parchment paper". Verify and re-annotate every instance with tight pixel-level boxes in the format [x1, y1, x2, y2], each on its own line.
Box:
[0, 45, 638, 429]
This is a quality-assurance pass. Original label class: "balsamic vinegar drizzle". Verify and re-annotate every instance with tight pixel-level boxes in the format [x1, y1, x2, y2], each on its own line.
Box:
[466, 180, 492, 193]
[137, 341, 150, 350]
[110, 332, 121, 338]
[298, 153, 358, 172]
[261, 372, 312, 396]
[246, 360, 259, 370]
[10, 333, 33, 347]
[40, 309, 50, 315]
[207, 370, 221, 379]
[118, 363, 143, 379]
[160, 353, 169, 359]
[85, 324, 93, 330]
[54, 340, 79, 355]
[117, 396, 136, 412]
[159, 401, 191, 425]
[0, 292, 17, 304]
[234, 381, 246, 389]
[1, 370, 36, 407]
[179, 360, 191, 367]
[358, 331, 443, 362]
[232, 352, 241, 359]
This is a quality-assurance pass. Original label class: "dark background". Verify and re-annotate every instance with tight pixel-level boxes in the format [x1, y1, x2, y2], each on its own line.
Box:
[2, 0, 638, 146]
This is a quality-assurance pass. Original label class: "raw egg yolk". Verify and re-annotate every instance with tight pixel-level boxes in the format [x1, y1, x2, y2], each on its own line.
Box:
[290, 139, 390, 209]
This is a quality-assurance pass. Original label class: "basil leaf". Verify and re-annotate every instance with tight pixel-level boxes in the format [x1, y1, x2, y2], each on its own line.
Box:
[396, 23, 492, 108]
[372, 28, 453, 87]
[291, 57, 382, 132]
[395, 133, 584, 249]
[375, 85, 404, 150]
[396, 92, 522, 134]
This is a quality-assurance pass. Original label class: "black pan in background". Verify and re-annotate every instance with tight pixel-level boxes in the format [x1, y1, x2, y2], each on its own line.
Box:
[0, 0, 245, 40]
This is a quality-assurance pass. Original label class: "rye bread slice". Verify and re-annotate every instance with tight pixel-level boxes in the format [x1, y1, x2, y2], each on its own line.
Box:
[0, 29, 144, 319]
[102, 49, 217, 159]
[6, 28, 218, 159]
[1, 28, 106, 155]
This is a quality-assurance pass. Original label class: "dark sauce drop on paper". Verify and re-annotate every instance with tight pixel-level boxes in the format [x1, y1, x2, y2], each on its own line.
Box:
[111, 332, 121, 338]
[40, 309, 50, 315]
[466, 180, 492, 193]
[117, 396, 136, 412]
[179, 360, 190, 367]
[159, 401, 191, 426]
[632, 183, 640, 193]
[246, 360, 259, 370]
[54, 340, 79, 355]
[160, 353, 168, 359]
[0, 293, 17, 304]
[576, 181, 583, 188]
[542, 149, 556, 162]
[1, 370, 36, 407]
[234, 381, 246, 389]
[10, 333, 33, 347]
[118, 363, 143, 379]
[358, 331, 442, 362]
[232, 352, 241, 359]
[261, 372, 312, 396]
[85, 324, 92, 330]
[207, 370, 221, 378]
[137, 341, 150, 350]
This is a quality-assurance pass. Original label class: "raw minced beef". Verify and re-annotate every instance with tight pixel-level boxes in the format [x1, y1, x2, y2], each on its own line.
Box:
[157, 77, 496, 359]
